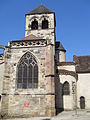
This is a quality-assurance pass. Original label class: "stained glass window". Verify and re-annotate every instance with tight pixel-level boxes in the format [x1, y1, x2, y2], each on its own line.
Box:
[17, 52, 38, 89]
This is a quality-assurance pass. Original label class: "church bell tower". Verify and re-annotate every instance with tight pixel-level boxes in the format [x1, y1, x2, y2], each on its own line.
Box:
[25, 5, 56, 45]
[1, 5, 56, 118]
[25, 5, 56, 116]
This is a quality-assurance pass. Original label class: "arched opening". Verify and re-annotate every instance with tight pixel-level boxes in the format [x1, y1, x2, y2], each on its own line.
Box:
[17, 52, 38, 89]
[31, 19, 38, 30]
[42, 18, 48, 29]
[80, 96, 85, 109]
[63, 81, 70, 95]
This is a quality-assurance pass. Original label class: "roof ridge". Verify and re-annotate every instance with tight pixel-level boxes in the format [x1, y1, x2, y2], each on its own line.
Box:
[55, 41, 66, 52]
[26, 5, 54, 15]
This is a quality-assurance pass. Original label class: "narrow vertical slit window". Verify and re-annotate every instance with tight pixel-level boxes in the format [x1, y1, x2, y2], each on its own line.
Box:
[0, 95, 1, 101]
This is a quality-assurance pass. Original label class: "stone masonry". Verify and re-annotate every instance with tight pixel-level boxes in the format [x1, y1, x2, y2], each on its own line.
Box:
[1, 5, 56, 118]
[0, 4, 90, 119]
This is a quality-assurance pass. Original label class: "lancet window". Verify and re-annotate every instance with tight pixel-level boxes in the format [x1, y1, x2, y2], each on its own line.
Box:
[63, 81, 70, 95]
[31, 19, 38, 30]
[42, 18, 48, 29]
[17, 52, 38, 89]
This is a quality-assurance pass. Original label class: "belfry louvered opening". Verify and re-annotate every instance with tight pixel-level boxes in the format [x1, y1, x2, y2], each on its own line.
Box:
[42, 18, 48, 29]
[17, 52, 38, 89]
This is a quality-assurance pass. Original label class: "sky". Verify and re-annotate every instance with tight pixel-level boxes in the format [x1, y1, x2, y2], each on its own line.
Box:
[0, 0, 90, 61]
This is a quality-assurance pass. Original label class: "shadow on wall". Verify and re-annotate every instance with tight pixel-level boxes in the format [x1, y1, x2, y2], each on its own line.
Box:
[55, 66, 64, 115]
[0, 95, 1, 117]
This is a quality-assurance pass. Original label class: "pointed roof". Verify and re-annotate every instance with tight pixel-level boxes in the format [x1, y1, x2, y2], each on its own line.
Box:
[55, 41, 66, 52]
[26, 5, 54, 15]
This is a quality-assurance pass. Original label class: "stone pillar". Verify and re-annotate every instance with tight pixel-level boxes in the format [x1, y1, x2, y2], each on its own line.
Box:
[45, 44, 56, 116]
[1, 47, 11, 118]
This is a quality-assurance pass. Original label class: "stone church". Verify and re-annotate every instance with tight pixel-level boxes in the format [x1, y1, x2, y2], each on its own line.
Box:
[0, 5, 90, 118]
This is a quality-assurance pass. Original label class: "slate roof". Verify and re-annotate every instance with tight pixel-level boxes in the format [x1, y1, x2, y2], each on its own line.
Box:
[55, 41, 66, 52]
[21, 34, 42, 40]
[73, 55, 90, 73]
[10, 34, 43, 43]
[26, 5, 54, 15]
[57, 62, 75, 66]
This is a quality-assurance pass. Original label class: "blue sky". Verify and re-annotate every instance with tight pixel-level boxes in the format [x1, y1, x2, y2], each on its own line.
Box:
[0, 0, 90, 61]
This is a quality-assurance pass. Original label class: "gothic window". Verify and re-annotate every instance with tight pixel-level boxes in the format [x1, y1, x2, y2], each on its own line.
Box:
[17, 52, 38, 89]
[63, 81, 70, 95]
[42, 18, 48, 29]
[31, 19, 38, 30]
[80, 96, 85, 109]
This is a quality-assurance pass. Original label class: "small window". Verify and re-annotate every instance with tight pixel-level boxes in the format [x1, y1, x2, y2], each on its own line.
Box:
[0, 95, 1, 101]
[80, 96, 85, 109]
[42, 18, 48, 29]
[31, 19, 38, 30]
[63, 81, 70, 95]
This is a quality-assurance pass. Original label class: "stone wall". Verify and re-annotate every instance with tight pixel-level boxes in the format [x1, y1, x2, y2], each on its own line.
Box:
[77, 73, 90, 110]
[0, 55, 4, 112]
[55, 63, 77, 113]
[1, 43, 55, 118]
[58, 64, 75, 72]
[55, 74, 76, 111]
[25, 13, 55, 45]
[55, 50, 66, 62]
[0, 63, 4, 95]
[1, 7, 56, 118]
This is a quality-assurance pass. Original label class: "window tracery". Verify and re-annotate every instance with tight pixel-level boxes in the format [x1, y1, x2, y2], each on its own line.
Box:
[17, 52, 38, 89]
